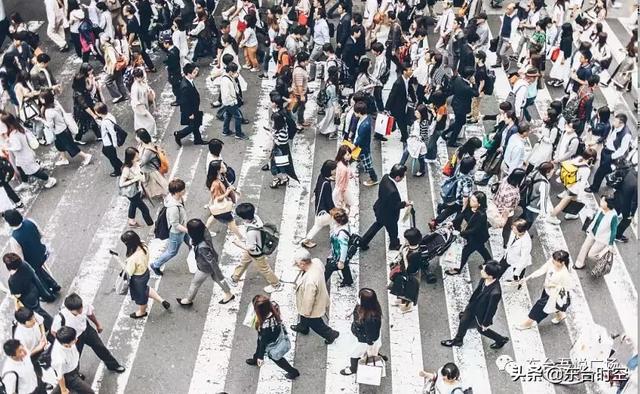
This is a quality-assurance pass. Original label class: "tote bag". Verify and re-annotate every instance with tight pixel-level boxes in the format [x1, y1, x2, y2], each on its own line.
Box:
[115, 270, 129, 295]
[356, 356, 386, 386]
[265, 325, 291, 360]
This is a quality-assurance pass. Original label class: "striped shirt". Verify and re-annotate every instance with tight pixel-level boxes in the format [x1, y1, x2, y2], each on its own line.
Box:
[292, 65, 308, 96]
[273, 126, 289, 145]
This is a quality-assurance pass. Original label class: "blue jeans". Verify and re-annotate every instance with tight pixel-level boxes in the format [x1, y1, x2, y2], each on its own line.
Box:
[223, 105, 243, 136]
[399, 150, 426, 173]
[151, 232, 189, 269]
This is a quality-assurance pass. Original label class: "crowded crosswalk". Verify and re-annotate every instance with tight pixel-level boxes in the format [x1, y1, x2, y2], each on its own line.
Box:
[0, 0, 636, 393]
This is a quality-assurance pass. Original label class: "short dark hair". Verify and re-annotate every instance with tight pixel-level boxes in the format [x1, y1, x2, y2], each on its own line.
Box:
[235, 203, 256, 220]
[499, 101, 513, 112]
[615, 113, 628, 124]
[603, 194, 616, 209]
[36, 53, 51, 64]
[183, 63, 197, 75]
[322, 43, 334, 53]
[537, 161, 555, 176]
[371, 41, 384, 54]
[404, 228, 422, 245]
[3, 339, 20, 357]
[3, 253, 22, 271]
[296, 52, 309, 63]
[56, 326, 77, 345]
[221, 53, 234, 66]
[354, 101, 368, 115]
[389, 164, 407, 179]
[483, 261, 501, 278]
[208, 139, 224, 156]
[168, 179, 186, 194]
[2, 209, 23, 227]
[512, 218, 528, 233]
[226, 62, 239, 73]
[458, 156, 476, 174]
[94, 102, 108, 115]
[14, 307, 34, 324]
[350, 25, 360, 35]
[64, 293, 83, 311]
[475, 50, 486, 62]
[135, 128, 152, 144]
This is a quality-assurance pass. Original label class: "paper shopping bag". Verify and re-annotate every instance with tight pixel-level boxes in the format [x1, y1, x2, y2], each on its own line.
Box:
[374, 113, 395, 136]
[356, 356, 385, 386]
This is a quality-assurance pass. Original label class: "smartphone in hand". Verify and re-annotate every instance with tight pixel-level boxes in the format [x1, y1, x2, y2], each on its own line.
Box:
[109, 249, 119, 257]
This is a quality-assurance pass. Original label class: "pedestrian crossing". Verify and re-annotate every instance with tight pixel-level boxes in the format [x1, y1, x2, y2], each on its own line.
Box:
[0, 9, 637, 394]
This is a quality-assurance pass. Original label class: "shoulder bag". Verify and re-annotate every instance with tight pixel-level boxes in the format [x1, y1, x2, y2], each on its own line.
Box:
[208, 183, 234, 216]
[265, 324, 291, 360]
[590, 250, 614, 278]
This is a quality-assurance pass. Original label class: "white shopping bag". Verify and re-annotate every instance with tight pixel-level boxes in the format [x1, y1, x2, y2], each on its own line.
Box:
[356, 356, 386, 386]
[442, 238, 463, 268]
[186, 249, 197, 274]
[374, 113, 393, 136]
[242, 302, 257, 328]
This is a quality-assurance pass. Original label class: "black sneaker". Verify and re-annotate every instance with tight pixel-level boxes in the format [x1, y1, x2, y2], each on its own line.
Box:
[245, 358, 257, 365]
[285, 371, 300, 380]
[151, 267, 163, 276]
[290, 324, 309, 335]
[615, 236, 629, 243]
[490, 337, 509, 349]
[324, 330, 340, 344]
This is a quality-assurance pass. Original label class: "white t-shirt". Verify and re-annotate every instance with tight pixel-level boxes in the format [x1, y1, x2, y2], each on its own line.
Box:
[13, 314, 45, 353]
[51, 342, 80, 377]
[51, 304, 95, 337]
[2, 353, 38, 394]
[69, 9, 85, 34]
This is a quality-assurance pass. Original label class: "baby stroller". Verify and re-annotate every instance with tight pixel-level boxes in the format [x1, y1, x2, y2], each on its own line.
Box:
[419, 225, 457, 283]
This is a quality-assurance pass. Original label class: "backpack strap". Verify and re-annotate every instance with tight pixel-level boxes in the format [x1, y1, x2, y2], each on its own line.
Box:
[1, 370, 19, 393]
[58, 312, 65, 328]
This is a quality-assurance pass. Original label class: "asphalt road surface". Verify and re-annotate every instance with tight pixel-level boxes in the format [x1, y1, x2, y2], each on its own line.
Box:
[0, 0, 636, 393]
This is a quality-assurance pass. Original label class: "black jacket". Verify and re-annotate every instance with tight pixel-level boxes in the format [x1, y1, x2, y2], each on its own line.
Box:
[373, 175, 405, 224]
[8, 263, 47, 310]
[164, 47, 181, 76]
[452, 207, 490, 244]
[614, 169, 638, 218]
[450, 76, 478, 114]
[341, 37, 359, 75]
[314, 178, 335, 215]
[336, 14, 352, 49]
[350, 306, 381, 345]
[179, 77, 200, 125]
[385, 77, 415, 119]
[464, 279, 503, 327]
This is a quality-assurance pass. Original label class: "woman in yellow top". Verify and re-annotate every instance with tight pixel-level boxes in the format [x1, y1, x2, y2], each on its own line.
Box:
[120, 231, 170, 318]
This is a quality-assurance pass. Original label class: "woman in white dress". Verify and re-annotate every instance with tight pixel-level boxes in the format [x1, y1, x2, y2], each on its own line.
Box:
[317, 67, 340, 138]
[548, 23, 572, 87]
[526, 108, 559, 172]
[130, 69, 157, 138]
[172, 18, 190, 68]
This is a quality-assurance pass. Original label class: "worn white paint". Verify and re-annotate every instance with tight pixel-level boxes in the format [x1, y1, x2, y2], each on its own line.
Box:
[187, 79, 276, 394]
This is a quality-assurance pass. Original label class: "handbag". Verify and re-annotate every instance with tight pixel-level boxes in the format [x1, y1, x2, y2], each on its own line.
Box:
[20, 99, 39, 121]
[115, 270, 129, 295]
[186, 249, 197, 274]
[209, 196, 234, 216]
[550, 47, 561, 62]
[581, 215, 593, 232]
[590, 250, 614, 278]
[374, 113, 394, 136]
[555, 287, 571, 312]
[242, 302, 257, 328]
[265, 324, 292, 360]
[118, 180, 140, 198]
[486, 201, 508, 229]
[26, 131, 40, 150]
[489, 37, 499, 53]
[442, 154, 457, 177]
[273, 148, 290, 167]
[356, 356, 386, 386]
[442, 238, 464, 268]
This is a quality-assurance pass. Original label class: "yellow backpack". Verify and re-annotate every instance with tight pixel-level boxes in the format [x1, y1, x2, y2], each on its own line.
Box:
[560, 161, 579, 187]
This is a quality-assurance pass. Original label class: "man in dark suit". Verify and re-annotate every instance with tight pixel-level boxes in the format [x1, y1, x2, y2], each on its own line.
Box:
[174, 63, 206, 147]
[352, 13, 367, 58]
[384, 63, 416, 143]
[360, 164, 413, 251]
[162, 37, 182, 106]
[340, 26, 361, 88]
[335, 4, 352, 56]
[442, 66, 478, 147]
[441, 261, 510, 349]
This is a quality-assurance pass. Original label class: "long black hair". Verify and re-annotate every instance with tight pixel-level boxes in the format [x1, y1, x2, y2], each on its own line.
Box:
[123, 147, 139, 169]
[206, 160, 223, 190]
[314, 160, 336, 197]
[120, 230, 147, 257]
[187, 218, 207, 245]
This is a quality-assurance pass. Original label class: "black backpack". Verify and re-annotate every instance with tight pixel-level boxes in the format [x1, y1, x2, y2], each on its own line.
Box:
[519, 171, 547, 208]
[153, 207, 170, 240]
[0, 157, 14, 184]
[106, 119, 127, 147]
[248, 223, 279, 256]
[339, 229, 361, 263]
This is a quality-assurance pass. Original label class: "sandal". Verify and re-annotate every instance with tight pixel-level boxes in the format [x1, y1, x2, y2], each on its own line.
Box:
[340, 367, 355, 376]
[269, 179, 280, 189]
[301, 239, 317, 248]
[445, 269, 461, 276]
[129, 312, 148, 319]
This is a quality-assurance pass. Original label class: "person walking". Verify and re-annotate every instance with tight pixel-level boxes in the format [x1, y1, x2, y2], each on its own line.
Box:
[585, 113, 632, 193]
[290, 249, 340, 344]
[445, 191, 492, 276]
[441, 261, 510, 349]
[352, 101, 379, 187]
[118, 231, 170, 318]
[573, 196, 618, 269]
[11, 308, 52, 391]
[94, 103, 123, 177]
[3, 253, 54, 330]
[174, 63, 206, 146]
[332, 146, 355, 212]
[205, 160, 243, 239]
[419, 363, 469, 393]
[245, 295, 300, 380]
[442, 67, 478, 147]
[323, 208, 354, 287]
[161, 37, 182, 106]
[130, 69, 157, 139]
[384, 63, 415, 143]
[429, 157, 476, 230]
[502, 219, 533, 283]
[101, 36, 128, 103]
[43, 0, 69, 52]
[519, 161, 554, 229]
[150, 179, 189, 276]
[301, 160, 337, 248]
[613, 165, 637, 243]
[50, 327, 94, 394]
[119, 147, 154, 228]
[389, 228, 422, 313]
[4, 209, 61, 296]
[517, 250, 573, 328]
[176, 219, 235, 306]
[492, 3, 520, 70]
[220, 62, 247, 139]
[2, 339, 47, 394]
[136, 128, 168, 201]
[339, 288, 384, 376]
[359, 164, 412, 251]
[51, 293, 125, 373]
[231, 203, 282, 293]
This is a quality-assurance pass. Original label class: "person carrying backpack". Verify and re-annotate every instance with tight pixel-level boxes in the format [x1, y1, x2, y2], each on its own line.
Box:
[2, 339, 47, 394]
[518, 161, 554, 230]
[150, 179, 189, 276]
[231, 203, 282, 293]
[547, 149, 597, 225]
[429, 157, 476, 231]
[324, 208, 354, 287]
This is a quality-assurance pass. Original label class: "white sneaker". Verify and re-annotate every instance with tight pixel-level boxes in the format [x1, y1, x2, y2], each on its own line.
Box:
[564, 213, 580, 220]
[546, 216, 561, 225]
[44, 177, 57, 189]
[81, 154, 92, 166]
[55, 159, 70, 166]
[556, 191, 567, 199]
[263, 283, 283, 293]
[14, 183, 28, 192]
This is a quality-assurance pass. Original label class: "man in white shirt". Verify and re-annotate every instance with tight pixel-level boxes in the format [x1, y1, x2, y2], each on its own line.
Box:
[94, 103, 123, 177]
[220, 63, 247, 139]
[502, 125, 529, 176]
[309, 8, 330, 81]
[587, 113, 632, 192]
[492, 3, 520, 69]
[51, 293, 125, 374]
[2, 339, 44, 394]
[50, 327, 94, 394]
[435, 0, 455, 49]
[507, 74, 529, 121]
[13, 308, 50, 386]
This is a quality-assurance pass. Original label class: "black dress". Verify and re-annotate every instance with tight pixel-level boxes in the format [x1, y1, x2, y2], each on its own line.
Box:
[389, 246, 421, 305]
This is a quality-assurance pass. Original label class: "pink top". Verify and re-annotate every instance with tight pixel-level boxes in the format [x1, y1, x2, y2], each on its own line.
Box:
[335, 161, 351, 194]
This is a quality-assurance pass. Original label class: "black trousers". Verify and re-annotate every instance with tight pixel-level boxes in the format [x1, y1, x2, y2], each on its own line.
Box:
[324, 261, 354, 285]
[373, 86, 384, 112]
[0, 18, 9, 48]
[396, 119, 409, 143]
[177, 116, 204, 144]
[454, 309, 506, 343]
[51, 368, 94, 394]
[2, 182, 21, 204]
[127, 192, 153, 225]
[361, 218, 399, 249]
[33, 264, 60, 294]
[616, 216, 632, 239]
[77, 325, 119, 370]
[296, 315, 334, 339]
[251, 344, 298, 374]
[102, 146, 123, 174]
[17, 167, 49, 182]
[435, 203, 462, 224]
[168, 73, 181, 101]
[138, 41, 155, 70]
[590, 149, 614, 192]
[459, 242, 492, 270]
